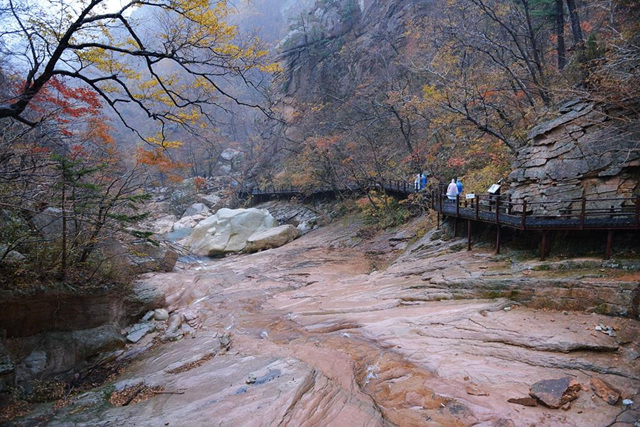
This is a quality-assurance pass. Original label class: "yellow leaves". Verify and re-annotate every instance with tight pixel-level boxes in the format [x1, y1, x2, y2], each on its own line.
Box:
[78, 47, 140, 81]
[259, 62, 283, 74]
[422, 84, 442, 101]
[146, 133, 183, 149]
[172, 109, 202, 125]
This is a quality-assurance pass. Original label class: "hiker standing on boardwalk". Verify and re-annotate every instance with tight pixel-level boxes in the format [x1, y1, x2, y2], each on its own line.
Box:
[456, 178, 463, 195]
[421, 173, 427, 190]
[447, 179, 459, 200]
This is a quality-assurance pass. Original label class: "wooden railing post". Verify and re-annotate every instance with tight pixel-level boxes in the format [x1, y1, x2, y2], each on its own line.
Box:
[636, 195, 640, 230]
[495, 195, 501, 254]
[605, 230, 613, 260]
[456, 194, 460, 217]
[475, 195, 480, 220]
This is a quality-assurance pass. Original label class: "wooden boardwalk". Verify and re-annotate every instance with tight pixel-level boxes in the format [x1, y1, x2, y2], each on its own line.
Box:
[432, 189, 639, 260]
[238, 181, 639, 259]
[237, 179, 416, 203]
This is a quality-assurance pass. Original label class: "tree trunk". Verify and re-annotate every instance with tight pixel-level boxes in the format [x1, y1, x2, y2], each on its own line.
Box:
[565, 0, 583, 48]
[556, 0, 566, 70]
[60, 164, 68, 281]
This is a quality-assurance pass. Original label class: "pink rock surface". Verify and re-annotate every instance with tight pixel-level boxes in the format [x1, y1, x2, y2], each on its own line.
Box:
[36, 219, 640, 426]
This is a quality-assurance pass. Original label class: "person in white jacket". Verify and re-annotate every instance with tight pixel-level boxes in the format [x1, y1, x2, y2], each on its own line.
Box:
[446, 179, 459, 200]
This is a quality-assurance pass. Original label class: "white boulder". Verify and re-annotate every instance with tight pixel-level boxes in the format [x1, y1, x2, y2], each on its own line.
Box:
[246, 225, 298, 253]
[186, 208, 277, 256]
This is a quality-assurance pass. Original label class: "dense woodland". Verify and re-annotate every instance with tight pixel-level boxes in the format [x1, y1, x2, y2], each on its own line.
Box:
[0, 0, 638, 288]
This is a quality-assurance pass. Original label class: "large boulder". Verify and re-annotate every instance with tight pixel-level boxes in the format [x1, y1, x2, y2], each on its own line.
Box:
[186, 208, 278, 256]
[198, 194, 222, 210]
[246, 225, 298, 253]
[13, 325, 125, 386]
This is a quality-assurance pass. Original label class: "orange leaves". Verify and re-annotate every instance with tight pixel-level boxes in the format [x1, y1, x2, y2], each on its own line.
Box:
[193, 176, 207, 191]
[310, 135, 341, 152]
[447, 157, 467, 168]
[136, 147, 188, 182]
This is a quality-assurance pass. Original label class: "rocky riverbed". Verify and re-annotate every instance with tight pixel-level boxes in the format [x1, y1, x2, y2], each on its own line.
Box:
[9, 216, 640, 426]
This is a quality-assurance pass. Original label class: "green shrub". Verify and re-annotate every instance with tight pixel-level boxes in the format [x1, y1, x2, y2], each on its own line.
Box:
[356, 191, 411, 229]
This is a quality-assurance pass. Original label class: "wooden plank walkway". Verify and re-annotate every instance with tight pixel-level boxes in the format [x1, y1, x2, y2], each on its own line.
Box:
[432, 190, 640, 260]
[237, 179, 417, 202]
[238, 181, 638, 259]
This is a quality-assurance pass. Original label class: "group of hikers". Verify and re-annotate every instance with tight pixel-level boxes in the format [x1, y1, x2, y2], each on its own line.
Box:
[413, 173, 464, 200]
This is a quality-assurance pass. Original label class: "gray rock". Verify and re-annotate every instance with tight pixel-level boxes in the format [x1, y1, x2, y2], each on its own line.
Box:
[150, 214, 177, 234]
[182, 203, 210, 218]
[0, 245, 26, 261]
[31, 207, 75, 239]
[527, 103, 593, 140]
[220, 148, 241, 161]
[127, 243, 178, 274]
[127, 280, 166, 320]
[198, 194, 222, 209]
[126, 323, 153, 343]
[20, 350, 47, 379]
[0, 341, 14, 375]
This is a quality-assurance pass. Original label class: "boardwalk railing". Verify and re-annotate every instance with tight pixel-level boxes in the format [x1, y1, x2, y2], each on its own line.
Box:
[238, 179, 419, 201]
[237, 180, 638, 259]
[432, 188, 639, 259]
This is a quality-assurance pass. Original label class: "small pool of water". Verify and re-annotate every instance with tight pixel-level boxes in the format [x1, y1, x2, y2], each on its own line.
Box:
[164, 227, 193, 242]
[177, 254, 212, 264]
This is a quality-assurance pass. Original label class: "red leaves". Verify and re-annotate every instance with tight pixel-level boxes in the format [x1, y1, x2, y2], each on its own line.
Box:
[28, 77, 102, 126]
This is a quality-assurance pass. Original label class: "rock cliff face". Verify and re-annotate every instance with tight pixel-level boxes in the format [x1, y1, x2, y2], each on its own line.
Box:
[0, 282, 164, 392]
[278, 0, 435, 100]
[508, 100, 640, 213]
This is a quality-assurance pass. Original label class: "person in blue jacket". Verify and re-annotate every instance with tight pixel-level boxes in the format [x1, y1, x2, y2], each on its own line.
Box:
[456, 178, 463, 194]
[420, 172, 427, 190]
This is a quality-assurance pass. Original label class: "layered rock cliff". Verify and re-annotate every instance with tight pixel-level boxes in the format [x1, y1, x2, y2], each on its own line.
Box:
[508, 100, 640, 213]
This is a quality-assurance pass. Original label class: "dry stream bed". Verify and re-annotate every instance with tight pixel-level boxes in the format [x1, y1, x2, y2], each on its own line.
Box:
[10, 220, 640, 426]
